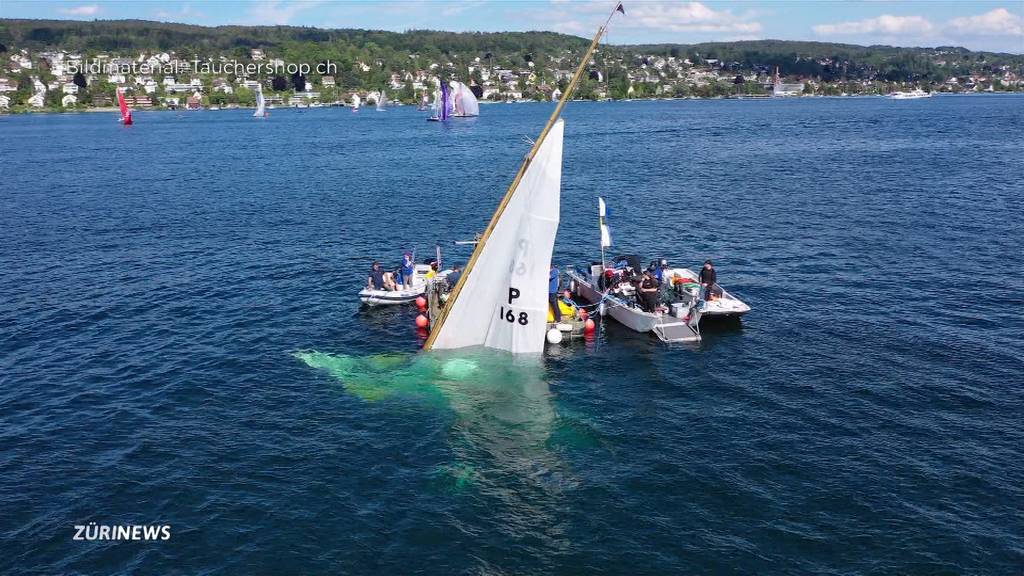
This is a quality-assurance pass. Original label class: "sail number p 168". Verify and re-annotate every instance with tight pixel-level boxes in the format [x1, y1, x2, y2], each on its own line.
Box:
[499, 287, 529, 325]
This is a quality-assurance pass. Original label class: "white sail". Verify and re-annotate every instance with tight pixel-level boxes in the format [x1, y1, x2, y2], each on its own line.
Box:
[352, 94, 361, 109]
[430, 120, 564, 354]
[377, 90, 387, 111]
[451, 81, 480, 117]
[253, 84, 265, 117]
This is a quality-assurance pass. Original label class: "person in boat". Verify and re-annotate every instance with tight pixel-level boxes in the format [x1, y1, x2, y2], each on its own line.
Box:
[548, 266, 561, 322]
[652, 259, 669, 285]
[400, 253, 415, 289]
[382, 270, 398, 292]
[367, 261, 385, 291]
[638, 269, 660, 312]
[446, 263, 462, 289]
[699, 259, 719, 301]
[424, 260, 438, 280]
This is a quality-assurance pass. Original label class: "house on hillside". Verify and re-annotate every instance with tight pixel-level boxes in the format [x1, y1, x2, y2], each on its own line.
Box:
[61, 94, 77, 107]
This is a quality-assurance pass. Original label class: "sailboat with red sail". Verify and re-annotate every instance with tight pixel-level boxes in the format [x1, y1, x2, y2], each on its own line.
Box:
[117, 87, 133, 125]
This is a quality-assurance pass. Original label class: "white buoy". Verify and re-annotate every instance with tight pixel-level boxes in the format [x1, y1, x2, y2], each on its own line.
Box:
[546, 328, 563, 344]
[598, 302, 606, 316]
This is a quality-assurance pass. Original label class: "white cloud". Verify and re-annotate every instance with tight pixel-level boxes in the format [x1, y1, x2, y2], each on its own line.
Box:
[534, 0, 761, 38]
[813, 14, 934, 36]
[155, 3, 203, 21]
[811, 8, 1024, 51]
[621, 2, 762, 34]
[246, 0, 323, 25]
[59, 4, 99, 16]
[947, 8, 1024, 37]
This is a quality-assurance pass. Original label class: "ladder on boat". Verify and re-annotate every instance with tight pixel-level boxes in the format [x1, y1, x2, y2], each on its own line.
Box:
[652, 318, 701, 343]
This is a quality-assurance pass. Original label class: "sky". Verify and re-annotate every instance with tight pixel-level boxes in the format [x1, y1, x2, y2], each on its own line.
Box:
[2, 0, 1023, 53]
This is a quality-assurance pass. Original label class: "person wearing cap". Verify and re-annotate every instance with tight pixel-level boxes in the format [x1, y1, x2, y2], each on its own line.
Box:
[699, 259, 717, 301]
[400, 253, 415, 288]
[367, 261, 385, 290]
[655, 259, 669, 285]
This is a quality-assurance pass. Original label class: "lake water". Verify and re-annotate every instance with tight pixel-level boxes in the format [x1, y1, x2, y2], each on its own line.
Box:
[1, 96, 1022, 574]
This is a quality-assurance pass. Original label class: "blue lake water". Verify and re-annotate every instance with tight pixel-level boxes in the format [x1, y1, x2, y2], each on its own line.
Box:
[1, 96, 1023, 574]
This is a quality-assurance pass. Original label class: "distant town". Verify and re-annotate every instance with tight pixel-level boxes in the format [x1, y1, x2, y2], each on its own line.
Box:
[1, 19, 1022, 113]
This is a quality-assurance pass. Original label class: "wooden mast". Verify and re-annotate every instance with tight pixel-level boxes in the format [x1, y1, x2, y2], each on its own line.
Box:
[424, 3, 623, 350]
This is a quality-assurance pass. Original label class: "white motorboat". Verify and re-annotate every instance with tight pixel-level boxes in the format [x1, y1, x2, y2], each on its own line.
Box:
[662, 267, 750, 319]
[358, 263, 449, 306]
[566, 259, 705, 343]
[889, 89, 932, 99]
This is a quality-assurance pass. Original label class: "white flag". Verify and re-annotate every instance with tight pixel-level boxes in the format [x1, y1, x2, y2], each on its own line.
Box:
[598, 197, 607, 218]
[600, 224, 612, 247]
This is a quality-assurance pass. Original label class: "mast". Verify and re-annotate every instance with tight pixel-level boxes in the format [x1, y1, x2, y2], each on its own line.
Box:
[423, 2, 623, 350]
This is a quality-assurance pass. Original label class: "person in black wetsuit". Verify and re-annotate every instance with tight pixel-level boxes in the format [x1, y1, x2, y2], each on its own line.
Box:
[699, 259, 717, 301]
[367, 261, 385, 290]
[638, 270, 660, 312]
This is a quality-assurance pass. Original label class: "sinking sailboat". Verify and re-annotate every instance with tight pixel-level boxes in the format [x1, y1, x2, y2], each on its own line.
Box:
[351, 93, 361, 112]
[422, 4, 625, 355]
[376, 90, 387, 112]
[117, 87, 132, 125]
[253, 83, 267, 118]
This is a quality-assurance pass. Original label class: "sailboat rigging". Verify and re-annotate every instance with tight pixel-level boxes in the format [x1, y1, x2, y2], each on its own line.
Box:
[423, 2, 625, 354]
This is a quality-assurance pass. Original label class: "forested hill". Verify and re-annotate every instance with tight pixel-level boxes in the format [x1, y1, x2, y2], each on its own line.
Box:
[2, 18, 1022, 79]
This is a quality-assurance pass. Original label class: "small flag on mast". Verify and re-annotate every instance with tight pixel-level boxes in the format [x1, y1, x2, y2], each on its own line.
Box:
[616, 3, 625, 15]
[598, 197, 612, 247]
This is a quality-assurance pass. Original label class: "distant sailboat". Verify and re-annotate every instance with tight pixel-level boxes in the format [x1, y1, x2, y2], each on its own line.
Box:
[253, 84, 267, 117]
[376, 90, 387, 111]
[427, 82, 450, 122]
[450, 81, 480, 117]
[422, 3, 625, 354]
[351, 94, 361, 112]
[117, 87, 132, 125]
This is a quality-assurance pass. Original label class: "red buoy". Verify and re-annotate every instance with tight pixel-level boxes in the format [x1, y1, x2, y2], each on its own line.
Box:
[580, 309, 589, 321]
[415, 314, 428, 328]
[584, 318, 596, 334]
[415, 296, 427, 311]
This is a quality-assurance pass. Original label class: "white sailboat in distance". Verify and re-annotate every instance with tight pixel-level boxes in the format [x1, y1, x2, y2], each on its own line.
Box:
[253, 83, 266, 117]
[423, 2, 625, 355]
[376, 90, 387, 111]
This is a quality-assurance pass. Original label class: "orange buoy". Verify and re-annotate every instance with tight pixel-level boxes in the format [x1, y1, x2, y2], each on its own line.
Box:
[415, 314, 428, 328]
[584, 318, 596, 334]
[415, 296, 427, 310]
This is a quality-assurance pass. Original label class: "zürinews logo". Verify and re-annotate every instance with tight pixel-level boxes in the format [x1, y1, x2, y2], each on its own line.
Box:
[73, 523, 171, 541]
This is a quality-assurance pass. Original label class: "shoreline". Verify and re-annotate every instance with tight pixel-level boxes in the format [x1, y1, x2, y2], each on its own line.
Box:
[1, 92, 1019, 115]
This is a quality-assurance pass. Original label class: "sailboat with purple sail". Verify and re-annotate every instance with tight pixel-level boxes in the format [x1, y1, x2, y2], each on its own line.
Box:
[427, 81, 450, 122]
